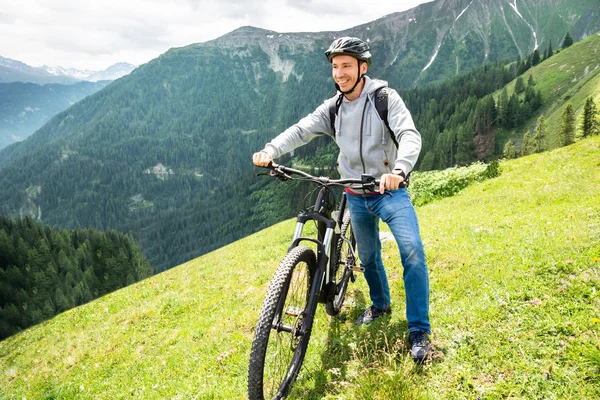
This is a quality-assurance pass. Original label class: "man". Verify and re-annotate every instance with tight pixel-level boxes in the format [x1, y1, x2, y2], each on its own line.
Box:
[252, 37, 432, 361]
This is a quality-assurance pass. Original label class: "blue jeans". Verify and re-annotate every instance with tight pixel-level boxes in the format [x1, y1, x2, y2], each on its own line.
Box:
[345, 189, 430, 334]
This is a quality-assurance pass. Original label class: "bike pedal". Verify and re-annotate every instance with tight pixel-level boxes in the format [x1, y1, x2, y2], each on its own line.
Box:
[285, 306, 303, 317]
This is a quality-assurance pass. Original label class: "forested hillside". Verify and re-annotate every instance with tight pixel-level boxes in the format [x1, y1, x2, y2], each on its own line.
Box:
[0, 43, 334, 271]
[0, 216, 154, 340]
[0, 3, 598, 272]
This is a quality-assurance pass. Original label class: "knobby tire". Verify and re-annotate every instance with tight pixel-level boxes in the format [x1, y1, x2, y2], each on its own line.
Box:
[248, 246, 317, 400]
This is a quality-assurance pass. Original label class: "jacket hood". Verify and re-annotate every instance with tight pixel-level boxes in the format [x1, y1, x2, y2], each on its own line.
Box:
[361, 76, 387, 97]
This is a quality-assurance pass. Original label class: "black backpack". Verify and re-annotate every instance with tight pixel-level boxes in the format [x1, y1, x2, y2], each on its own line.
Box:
[328, 87, 399, 148]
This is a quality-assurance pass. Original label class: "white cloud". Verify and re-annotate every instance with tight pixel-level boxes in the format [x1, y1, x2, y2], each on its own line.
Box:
[0, 0, 432, 70]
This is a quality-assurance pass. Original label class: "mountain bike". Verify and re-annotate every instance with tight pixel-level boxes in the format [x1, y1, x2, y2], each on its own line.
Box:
[248, 163, 378, 400]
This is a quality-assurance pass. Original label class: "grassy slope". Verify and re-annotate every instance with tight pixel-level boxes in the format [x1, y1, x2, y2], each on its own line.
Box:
[496, 31, 600, 149]
[1, 135, 599, 399]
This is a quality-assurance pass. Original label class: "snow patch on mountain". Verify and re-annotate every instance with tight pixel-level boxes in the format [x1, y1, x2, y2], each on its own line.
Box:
[500, 5, 524, 58]
[423, 0, 475, 72]
[41, 65, 96, 80]
[42, 62, 136, 82]
[508, 0, 538, 50]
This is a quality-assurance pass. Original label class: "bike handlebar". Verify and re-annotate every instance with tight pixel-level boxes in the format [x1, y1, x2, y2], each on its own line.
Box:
[263, 162, 380, 191]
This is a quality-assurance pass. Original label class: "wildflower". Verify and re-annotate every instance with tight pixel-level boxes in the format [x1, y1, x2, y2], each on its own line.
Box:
[530, 299, 541, 306]
[592, 318, 600, 325]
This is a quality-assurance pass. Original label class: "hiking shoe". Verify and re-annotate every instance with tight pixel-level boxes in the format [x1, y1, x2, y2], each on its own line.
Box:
[354, 305, 391, 325]
[409, 331, 433, 361]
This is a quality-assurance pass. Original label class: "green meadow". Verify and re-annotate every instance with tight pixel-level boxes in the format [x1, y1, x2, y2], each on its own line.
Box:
[1, 135, 599, 399]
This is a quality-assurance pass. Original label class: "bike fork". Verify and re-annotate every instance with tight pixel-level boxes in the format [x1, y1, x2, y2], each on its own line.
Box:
[291, 222, 335, 288]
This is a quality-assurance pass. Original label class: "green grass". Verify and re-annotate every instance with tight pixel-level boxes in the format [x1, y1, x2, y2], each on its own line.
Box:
[1, 136, 600, 399]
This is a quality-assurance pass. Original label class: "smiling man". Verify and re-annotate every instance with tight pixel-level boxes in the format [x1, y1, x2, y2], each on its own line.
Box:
[252, 37, 432, 361]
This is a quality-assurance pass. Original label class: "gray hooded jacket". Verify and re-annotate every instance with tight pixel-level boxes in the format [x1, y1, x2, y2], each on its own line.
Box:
[263, 76, 421, 189]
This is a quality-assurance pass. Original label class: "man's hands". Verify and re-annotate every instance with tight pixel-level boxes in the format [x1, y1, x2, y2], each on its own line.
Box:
[379, 173, 405, 194]
[253, 151, 273, 167]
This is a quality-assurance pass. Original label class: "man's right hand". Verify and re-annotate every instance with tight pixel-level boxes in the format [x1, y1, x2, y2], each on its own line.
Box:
[253, 151, 273, 167]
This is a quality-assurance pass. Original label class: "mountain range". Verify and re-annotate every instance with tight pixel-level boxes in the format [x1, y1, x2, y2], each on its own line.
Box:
[39, 62, 138, 83]
[0, 80, 111, 149]
[205, 0, 600, 88]
[0, 59, 137, 149]
[0, 56, 137, 85]
[0, 0, 599, 271]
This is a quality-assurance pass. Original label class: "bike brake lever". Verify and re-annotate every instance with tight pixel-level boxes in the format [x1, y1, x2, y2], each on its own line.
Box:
[269, 168, 292, 181]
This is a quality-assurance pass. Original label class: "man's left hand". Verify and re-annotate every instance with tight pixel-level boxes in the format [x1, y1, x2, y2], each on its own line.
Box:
[379, 173, 405, 194]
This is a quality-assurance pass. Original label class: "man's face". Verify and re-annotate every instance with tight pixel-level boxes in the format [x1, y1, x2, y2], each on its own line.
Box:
[331, 55, 367, 92]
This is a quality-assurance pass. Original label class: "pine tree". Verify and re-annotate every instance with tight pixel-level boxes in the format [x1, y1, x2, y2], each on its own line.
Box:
[521, 131, 537, 156]
[532, 50, 541, 66]
[579, 97, 599, 138]
[420, 151, 435, 171]
[559, 103, 575, 146]
[535, 115, 546, 152]
[514, 76, 525, 94]
[455, 126, 476, 165]
[497, 88, 509, 127]
[525, 85, 536, 104]
[562, 32, 573, 48]
[507, 93, 520, 129]
[503, 140, 517, 159]
[527, 74, 535, 87]
[547, 40, 553, 58]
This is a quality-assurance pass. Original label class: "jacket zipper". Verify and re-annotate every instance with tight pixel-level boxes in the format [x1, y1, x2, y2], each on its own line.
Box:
[359, 98, 369, 173]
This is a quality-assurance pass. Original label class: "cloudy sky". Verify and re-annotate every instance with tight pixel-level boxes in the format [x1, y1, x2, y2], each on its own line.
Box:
[0, 0, 432, 71]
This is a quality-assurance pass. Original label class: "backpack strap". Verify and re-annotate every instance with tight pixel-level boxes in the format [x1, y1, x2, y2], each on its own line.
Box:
[375, 87, 409, 186]
[329, 93, 343, 131]
[374, 87, 399, 148]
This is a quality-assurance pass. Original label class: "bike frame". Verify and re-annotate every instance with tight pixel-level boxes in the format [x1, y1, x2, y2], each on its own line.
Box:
[288, 185, 346, 302]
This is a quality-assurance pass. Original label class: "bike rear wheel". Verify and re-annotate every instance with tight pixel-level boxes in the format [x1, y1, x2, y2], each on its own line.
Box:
[248, 246, 317, 400]
[325, 210, 357, 316]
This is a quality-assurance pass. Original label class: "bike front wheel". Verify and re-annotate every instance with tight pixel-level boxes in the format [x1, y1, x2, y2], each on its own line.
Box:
[325, 210, 356, 316]
[248, 246, 317, 400]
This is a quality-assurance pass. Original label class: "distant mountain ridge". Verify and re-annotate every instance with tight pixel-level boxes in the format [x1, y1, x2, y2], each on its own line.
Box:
[0, 56, 136, 84]
[40, 62, 137, 82]
[0, 58, 136, 148]
[0, 80, 110, 149]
